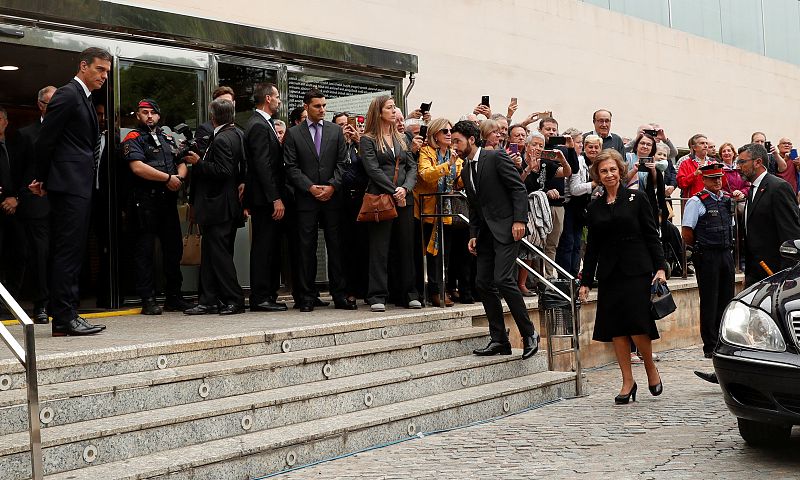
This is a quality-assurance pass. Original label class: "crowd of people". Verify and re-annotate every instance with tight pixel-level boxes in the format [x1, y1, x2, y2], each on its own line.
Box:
[4, 48, 800, 401]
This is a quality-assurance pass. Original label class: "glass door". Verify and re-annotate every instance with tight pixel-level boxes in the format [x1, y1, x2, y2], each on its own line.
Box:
[115, 60, 207, 304]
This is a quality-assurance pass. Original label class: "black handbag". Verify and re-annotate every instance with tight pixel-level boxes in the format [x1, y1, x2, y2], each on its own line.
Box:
[650, 281, 676, 320]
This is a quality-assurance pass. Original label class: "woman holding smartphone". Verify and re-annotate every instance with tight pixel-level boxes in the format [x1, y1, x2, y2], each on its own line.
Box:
[627, 133, 669, 226]
[360, 95, 420, 312]
[414, 118, 464, 307]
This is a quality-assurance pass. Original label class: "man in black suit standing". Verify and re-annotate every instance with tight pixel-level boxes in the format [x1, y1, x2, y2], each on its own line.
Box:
[31, 48, 112, 336]
[738, 143, 800, 287]
[183, 99, 245, 315]
[12, 86, 55, 324]
[283, 89, 353, 312]
[450, 120, 540, 359]
[244, 83, 288, 312]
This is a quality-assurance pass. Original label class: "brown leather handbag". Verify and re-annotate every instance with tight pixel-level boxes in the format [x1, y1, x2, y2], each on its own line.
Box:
[181, 220, 202, 266]
[357, 155, 400, 222]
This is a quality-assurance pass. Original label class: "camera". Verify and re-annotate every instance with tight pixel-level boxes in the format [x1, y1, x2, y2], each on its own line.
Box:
[546, 136, 566, 148]
[638, 156, 653, 168]
[643, 129, 658, 137]
[173, 123, 202, 158]
[541, 150, 558, 160]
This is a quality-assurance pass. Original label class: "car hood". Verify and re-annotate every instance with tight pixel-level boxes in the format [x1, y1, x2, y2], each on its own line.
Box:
[736, 265, 800, 345]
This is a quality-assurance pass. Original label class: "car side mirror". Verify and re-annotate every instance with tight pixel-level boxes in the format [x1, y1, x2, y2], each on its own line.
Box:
[779, 239, 800, 261]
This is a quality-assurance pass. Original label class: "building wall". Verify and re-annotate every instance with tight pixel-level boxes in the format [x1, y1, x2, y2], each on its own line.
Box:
[128, 0, 800, 146]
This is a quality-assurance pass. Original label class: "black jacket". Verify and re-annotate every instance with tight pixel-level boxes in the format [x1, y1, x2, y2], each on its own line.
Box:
[744, 173, 800, 278]
[192, 124, 243, 226]
[464, 148, 528, 245]
[283, 120, 346, 211]
[359, 135, 416, 196]
[11, 121, 49, 218]
[35, 78, 98, 199]
[580, 188, 665, 289]
[243, 112, 284, 208]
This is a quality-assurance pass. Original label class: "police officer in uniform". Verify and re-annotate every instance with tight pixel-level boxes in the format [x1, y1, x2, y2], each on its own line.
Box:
[681, 163, 735, 359]
[123, 99, 192, 314]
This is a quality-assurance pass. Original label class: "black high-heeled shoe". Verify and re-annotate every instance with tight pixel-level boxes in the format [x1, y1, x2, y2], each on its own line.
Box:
[615, 382, 637, 405]
[649, 375, 663, 396]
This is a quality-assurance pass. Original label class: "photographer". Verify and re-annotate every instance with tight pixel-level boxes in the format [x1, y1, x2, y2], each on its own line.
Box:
[122, 99, 191, 315]
[626, 133, 669, 227]
[183, 99, 246, 315]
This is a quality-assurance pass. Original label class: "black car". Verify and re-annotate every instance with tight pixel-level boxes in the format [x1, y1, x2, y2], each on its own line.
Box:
[714, 240, 800, 446]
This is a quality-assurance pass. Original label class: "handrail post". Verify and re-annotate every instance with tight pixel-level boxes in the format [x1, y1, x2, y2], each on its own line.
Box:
[24, 323, 43, 480]
[568, 278, 583, 396]
[419, 194, 428, 307]
[437, 194, 446, 308]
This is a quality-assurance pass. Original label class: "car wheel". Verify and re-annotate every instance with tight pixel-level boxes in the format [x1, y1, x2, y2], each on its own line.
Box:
[737, 417, 792, 446]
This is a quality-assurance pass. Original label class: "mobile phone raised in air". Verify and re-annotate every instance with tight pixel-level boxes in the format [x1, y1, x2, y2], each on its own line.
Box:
[420, 102, 432, 113]
[418, 125, 428, 139]
[765, 141, 772, 152]
[511, 97, 518, 104]
[541, 150, 558, 160]
[509, 143, 519, 154]
[546, 136, 567, 148]
[791, 148, 798, 160]
[347, 116, 357, 128]
[643, 129, 658, 137]
[481, 96, 490, 107]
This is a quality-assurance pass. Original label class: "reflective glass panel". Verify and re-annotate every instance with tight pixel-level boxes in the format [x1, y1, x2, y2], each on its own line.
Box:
[670, 0, 723, 42]
[763, 0, 800, 64]
[719, 0, 765, 54]
[609, 0, 670, 26]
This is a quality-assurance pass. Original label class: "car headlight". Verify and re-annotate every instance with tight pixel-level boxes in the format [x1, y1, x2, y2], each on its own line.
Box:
[721, 301, 786, 352]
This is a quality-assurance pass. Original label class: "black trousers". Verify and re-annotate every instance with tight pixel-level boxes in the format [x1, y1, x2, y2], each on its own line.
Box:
[131, 190, 183, 299]
[367, 204, 417, 305]
[249, 206, 284, 304]
[341, 190, 369, 299]
[199, 220, 244, 306]
[475, 229, 535, 343]
[296, 207, 346, 304]
[21, 217, 49, 306]
[694, 248, 735, 354]
[48, 192, 92, 325]
[0, 214, 25, 296]
[447, 226, 474, 296]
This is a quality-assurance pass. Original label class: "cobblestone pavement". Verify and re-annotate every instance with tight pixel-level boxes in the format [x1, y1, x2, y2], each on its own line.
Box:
[277, 346, 800, 480]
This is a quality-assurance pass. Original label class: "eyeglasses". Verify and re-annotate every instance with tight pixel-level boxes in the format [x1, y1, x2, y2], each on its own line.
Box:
[595, 119, 611, 124]
[735, 158, 753, 165]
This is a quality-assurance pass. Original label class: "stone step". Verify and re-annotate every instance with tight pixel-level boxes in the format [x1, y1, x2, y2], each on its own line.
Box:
[42, 370, 576, 480]
[0, 311, 475, 390]
[0, 352, 549, 477]
[0, 327, 488, 435]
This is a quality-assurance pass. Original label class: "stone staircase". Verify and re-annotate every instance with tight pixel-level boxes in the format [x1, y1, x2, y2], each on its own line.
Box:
[0, 310, 577, 479]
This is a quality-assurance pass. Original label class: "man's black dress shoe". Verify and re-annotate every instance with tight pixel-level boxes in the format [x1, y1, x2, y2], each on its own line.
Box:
[32, 307, 49, 325]
[703, 352, 713, 359]
[299, 303, 314, 313]
[78, 316, 106, 331]
[141, 297, 163, 315]
[251, 300, 288, 312]
[52, 317, 102, 337]
[219, 304, 245, 315]
[334, 298, 358, 310]
[459, 293, 475, 304]
[164, 296, 193, 312]
[473, 341, 512, 356]
[522, 331, 541, 359]
[694, 371, 719, 384]
[184, 304, 218, 315]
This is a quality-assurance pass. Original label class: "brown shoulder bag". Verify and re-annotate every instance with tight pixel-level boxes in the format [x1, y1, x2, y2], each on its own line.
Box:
[357, 154, 400, 222]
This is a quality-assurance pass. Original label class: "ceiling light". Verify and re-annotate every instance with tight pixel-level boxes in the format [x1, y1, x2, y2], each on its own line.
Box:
[0, 66, 19, 71]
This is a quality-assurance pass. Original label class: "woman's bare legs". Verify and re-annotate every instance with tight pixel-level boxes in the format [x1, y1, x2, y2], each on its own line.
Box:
[631, 334, 661, 387]
[612, 336, 636, 395]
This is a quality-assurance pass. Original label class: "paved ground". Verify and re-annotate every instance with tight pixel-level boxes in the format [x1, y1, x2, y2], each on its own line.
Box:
[277, 346, 800, 480]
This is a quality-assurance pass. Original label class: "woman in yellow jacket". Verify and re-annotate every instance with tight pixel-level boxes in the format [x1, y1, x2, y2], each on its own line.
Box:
[414, 118, 464, 307]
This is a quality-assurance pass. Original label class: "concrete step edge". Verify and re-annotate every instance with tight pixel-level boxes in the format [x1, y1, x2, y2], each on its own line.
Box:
[0, 351, 547, 456]
[0, 307, 483, 375]
[43, 369, 575, 480]
[0, 327, 488, 408]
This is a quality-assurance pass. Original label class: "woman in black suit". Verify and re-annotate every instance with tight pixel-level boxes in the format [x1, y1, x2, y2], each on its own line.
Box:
[360, 95, 419, 312]
[578, 149, 666, 404]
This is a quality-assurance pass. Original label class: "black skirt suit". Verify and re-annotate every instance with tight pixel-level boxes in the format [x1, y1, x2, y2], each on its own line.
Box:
[580, 187, 665, 342]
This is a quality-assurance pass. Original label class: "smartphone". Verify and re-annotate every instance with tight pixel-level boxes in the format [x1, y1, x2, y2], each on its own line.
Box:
[420, 102, 432, 113]
[791, 149, 798, 160]
[541, 150, 557, 160]
[510, 97, 518, 104]
[643, 129, 658, 137]
[547, 136, 567, 147]
[539, 110, 553, 118]
[418, 125, 428, 139]
[509, 143, 519, 154]
[638, 156, 653, 167]
[347, 116, 357, 128]
[765, 141, 772, 152]
[481, 95, 490, 107]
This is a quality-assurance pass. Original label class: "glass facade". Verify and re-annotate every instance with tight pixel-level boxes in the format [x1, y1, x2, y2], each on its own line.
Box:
[581, 0, 800, 65]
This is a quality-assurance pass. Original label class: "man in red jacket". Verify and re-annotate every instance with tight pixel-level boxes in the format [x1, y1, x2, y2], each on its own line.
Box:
[677, 134, 712, 197]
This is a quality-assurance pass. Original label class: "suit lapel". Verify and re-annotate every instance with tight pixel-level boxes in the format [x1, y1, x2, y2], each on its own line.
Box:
[319, 122, 335, 160]
[72, 79, 99, 139]
[750, 176, 768, 212]
[299, 122, 319, 161]
[476, 148, 487, 186]
[257, 113, 278, 143]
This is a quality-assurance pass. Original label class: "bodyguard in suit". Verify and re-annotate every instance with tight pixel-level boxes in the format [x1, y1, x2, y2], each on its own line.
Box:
[183, 99, 245, 315]
[244, 82, 288, 312]
[11, 86, 55, 324]
[450, 120, 540, 359]
[738, 143, 800, 286]
[31, 47, 112, 337]
[283, 88, 353, 312]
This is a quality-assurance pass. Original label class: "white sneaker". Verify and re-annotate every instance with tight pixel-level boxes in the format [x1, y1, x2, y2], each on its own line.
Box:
[630, 352, 643, 364]
[370, 303, 385, 312]
[651, 352, 660, 362]
[408, 300, 422, 309]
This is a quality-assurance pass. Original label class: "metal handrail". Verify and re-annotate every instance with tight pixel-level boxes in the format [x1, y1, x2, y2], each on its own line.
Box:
[0, 282, 43, 479]
[419, 192, 583, 397]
